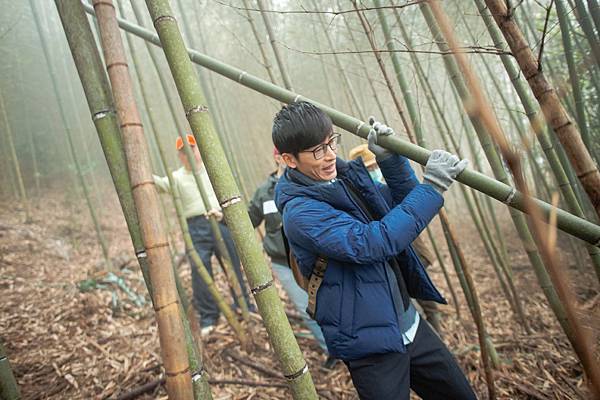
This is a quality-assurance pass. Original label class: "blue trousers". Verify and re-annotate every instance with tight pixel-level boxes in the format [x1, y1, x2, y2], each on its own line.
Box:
[187, 216, 251, 327]
[272, 262, 327, 352]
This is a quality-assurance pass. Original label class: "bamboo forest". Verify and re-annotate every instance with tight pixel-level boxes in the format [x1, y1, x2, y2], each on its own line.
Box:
[1, 0, 600, 399]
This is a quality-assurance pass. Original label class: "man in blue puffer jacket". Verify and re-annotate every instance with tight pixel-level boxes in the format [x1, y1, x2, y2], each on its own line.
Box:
[272, 102, 476, 400]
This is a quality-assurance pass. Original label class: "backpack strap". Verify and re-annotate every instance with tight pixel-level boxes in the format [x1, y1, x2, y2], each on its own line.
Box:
[280, 215, 328, 319]
[306, 256, 327, 318]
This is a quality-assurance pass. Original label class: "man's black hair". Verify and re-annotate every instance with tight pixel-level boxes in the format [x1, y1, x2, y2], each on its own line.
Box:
[272, 101, 333, 156]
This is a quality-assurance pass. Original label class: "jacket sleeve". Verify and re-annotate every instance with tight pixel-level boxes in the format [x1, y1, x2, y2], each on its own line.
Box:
[377, 154, 420, 206]
[248, 188, 264, 228]
[284, 185, 443, 265]
[153, 174, 171, 194]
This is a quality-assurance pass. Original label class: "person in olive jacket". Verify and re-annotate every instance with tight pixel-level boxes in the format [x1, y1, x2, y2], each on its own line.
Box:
[247, 147, 329, 355]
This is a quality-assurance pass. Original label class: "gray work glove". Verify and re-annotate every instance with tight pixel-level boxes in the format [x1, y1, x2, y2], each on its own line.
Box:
[423, 150, 469, 193]
[367, 116, 395, 161]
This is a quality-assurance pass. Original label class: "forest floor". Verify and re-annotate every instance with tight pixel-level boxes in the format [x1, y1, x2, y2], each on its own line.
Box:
[1, 189, 598, 400]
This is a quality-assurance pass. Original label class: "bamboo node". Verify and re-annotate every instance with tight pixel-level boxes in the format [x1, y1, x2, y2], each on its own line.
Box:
[503, 187, 517, 205]
[237, 71, 248, 82]
[220, 196, 242, 209]
[355, 121, 365, 135]
[250, 279, 273, 295]
[185, 105, 209, 119]
[153, 299, 179, 313]
[92, 109, 114, 121]
[152, 15, 176, 28]
[164, 365, 190, 377]
[135, 250, 147, 259]
[191, 367, 205, 381]
[284, 363, 308, 381]
[145, 241, 170, 251]
[293, 94, 302, 102]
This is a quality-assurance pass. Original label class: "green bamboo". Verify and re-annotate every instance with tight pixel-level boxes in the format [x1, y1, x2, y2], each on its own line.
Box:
[473, 0, 600, 281]
[16, 64, 41, 196]
[256, 0, 293, 90]
[241, 0, 278, 85]
[310, 0, 365, 120]
[0, 89, 31, 223]
[388, 3, 529, 332]
[30, 0, 113, 269]
[588, 0, 600, 37]
[426, 226, 461, 319]
[419, 2, 574, 345]
[556, 0, 593, 156]
[172, 0, 250, 322]
[571, 0, 600, 66]
[144, 0, 318, 398]
[79, 5, 600, 247]
[56, 2, 194, 397]
[371, 7, 498, 393]
[178, 135, 251, 322]
[0, 342, 20, 400]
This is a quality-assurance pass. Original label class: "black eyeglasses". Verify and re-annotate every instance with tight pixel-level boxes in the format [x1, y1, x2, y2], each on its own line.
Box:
[299, 134, 341, 160]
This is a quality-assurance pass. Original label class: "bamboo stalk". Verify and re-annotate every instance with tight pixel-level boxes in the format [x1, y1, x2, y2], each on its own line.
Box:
[425, 226, 461, 318]
[91, 0, 193, 397]
[556, 0, 593, 158]
[241, 0, 278, 85]
[144, 1, 318, 398]
[79, 5, 600, 247]
[426, 1, 600, 395]
[171, 0, 250, 321]
[0, 341, 20, 400]
[571, 0, 600, 66]
[256, 0, 293, 90]
[483, 0, 600, 220]
[473, 0, 600, 282]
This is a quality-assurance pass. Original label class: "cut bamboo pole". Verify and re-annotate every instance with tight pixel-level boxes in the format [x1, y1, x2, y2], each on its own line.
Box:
[144, 0, 318, 398]
[79, 5, 600, 247]
[483, 0, 600, 220]
[426, 2, 600, 395]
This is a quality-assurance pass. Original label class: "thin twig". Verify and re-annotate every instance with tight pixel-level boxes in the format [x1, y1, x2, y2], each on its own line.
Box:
[213, 0, 426, 15]
[537, 0, 555, 71]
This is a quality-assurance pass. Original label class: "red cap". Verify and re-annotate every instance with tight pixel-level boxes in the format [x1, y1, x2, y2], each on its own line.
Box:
[176, 134, 196, 150]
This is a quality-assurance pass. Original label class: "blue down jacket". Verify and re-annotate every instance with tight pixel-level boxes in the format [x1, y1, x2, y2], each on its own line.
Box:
[274, 154, 446, 361]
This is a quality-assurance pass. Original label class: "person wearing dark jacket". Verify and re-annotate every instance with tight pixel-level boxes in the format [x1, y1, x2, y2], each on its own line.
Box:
[247, 148, 328, 353]
[272, 101, 476, 400]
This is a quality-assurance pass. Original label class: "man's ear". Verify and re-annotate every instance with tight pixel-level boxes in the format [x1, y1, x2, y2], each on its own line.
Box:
[281, 153, 298, 169]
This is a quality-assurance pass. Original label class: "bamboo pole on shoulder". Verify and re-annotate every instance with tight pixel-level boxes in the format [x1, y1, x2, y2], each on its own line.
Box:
[0, 341, 20, 400]
[144, 1, 318, 398]
[483, 0, 600, 220]
[426, 2, 600, 395]
[79, 5, 600, 246]
[56, 0, 192, 399]
[0, 90, 31, 223]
